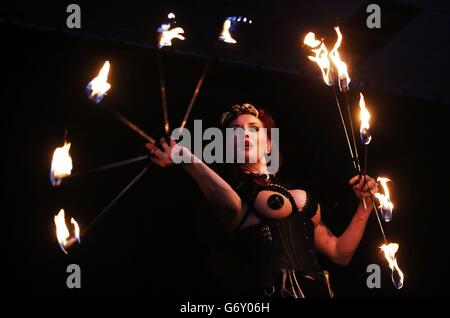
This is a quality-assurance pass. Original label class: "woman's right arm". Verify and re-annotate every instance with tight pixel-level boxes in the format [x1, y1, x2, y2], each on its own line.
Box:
[146, 139, 242, 232]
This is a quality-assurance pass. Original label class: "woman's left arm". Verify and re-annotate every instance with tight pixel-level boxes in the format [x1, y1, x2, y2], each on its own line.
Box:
[304, 175, 378, 265]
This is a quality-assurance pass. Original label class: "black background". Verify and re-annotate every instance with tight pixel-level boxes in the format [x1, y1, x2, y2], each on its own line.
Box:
[1, 1, 449, 301]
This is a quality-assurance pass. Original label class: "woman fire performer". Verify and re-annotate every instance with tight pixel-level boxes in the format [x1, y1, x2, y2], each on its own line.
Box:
[146, 103, 379, 298]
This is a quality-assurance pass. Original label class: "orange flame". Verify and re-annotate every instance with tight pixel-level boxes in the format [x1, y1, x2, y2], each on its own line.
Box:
[50, 142, 73, 186]
[329, 27, 350, 92]
[303, 27, 351, 91]
[303, 32, 333, 86]
[87, 61, 111, 103]
[374, 177, 394, 222]
[380, 243, 404, 289]
[157, 13, 185, 48]
[219, 18, 237, 44]
[54, 209, 80, 254]
[359, 93, 372, 145]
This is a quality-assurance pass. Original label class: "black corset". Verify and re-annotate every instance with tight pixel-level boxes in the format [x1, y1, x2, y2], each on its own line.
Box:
[231, 174, 323, 291]
[233, 212, 322, 290]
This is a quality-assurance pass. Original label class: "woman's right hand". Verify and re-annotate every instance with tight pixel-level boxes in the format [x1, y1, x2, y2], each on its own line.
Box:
[145, 137, 176, 168]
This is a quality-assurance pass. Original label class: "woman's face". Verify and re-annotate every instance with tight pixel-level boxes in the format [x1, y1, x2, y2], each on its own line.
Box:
[228, 114, 270, 164]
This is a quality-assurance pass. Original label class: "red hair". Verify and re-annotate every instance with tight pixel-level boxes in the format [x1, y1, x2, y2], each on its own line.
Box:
[219, 103, 277, 141]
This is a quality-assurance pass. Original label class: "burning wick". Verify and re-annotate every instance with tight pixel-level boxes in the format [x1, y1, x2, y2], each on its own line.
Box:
[303, 32, 334, 86]
[303, 26, 350, 91]
[219, 16, 252, 44]
[157, 13, 185, 49]
[359, 93, 372, 145]
[329, 27, 350, 93]
[380, 243, 404, 289]
[219, 18, 237, 44]
[54, 209, 80, 254]
[374, 177, 394, 222]
[359, 92, 371, 196]
[86, 61, 111, 104]
[50, 141, 73, 186]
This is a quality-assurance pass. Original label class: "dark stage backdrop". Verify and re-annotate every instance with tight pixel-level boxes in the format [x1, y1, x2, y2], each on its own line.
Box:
[2, 22, 448, 299]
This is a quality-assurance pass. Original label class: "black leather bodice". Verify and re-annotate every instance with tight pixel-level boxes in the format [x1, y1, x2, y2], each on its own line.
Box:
[231, 173, 325, 293]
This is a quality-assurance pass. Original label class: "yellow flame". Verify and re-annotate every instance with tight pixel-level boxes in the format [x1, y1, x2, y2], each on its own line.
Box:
[359, 93, 371, 131]
[374, 177, 394, 213]
[71, 218, 80, 243]
[159, 26, 185, 47]
[54, 209, 80, 254]
[329, 27, 350, 89]
[304, 32, 321, 48]
[303, 32, 333, 86]
[157, 14, 185, 48]
[87, 61, 111, 101]
[304, 27, 351, 89]
[380, 243, 404, 289]
[219, 19, 237, 44]
[54, 209, 70, 254]
[50, 142, 73, 186]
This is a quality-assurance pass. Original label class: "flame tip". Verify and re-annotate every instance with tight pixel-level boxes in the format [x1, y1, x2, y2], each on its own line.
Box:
[303, 27, 350, 87]
[54, 209, 80, 253]
[359, 91, 371, 144]
[219, 18, 237, 44]
[86, 61, 111, 103]
[157, 17, 186, 48]
[50, 141, 73, 185]
[380, 242, 404, 288]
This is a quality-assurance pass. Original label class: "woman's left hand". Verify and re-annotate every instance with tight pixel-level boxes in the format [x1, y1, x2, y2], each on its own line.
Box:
[349, 175, 379, 206]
